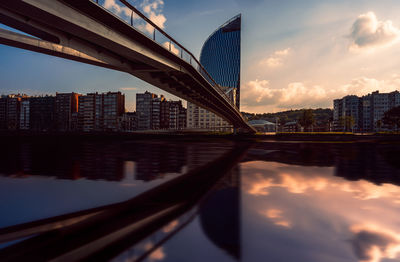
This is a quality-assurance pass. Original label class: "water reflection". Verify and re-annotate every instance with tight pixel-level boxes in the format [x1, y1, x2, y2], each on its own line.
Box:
[199, 166, 241, 260]
[0, 138, 248, 262]
[2, 139, 400, 262]
[115, 166, 242, 262]
[0, 139, 234, 182]
[0, 138, 235, 228]
[241, 142, 400, 262]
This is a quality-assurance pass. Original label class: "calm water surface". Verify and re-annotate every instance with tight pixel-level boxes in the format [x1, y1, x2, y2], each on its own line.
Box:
[1, 138, 400, 262]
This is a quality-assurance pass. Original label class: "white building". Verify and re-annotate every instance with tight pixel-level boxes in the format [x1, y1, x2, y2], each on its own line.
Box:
[187, 87, 236, 131]
[248, 120, 276, 132]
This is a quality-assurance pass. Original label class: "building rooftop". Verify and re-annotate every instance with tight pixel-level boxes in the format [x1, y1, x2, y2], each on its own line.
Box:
[249, 120, 275, 126]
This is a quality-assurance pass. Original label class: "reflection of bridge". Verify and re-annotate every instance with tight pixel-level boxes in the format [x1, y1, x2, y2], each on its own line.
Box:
[0, 0, 255, 132]
[0, 142, 248, 261]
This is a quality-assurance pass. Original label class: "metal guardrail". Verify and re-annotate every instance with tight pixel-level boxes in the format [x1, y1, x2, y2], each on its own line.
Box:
[90, 0, 237, 110]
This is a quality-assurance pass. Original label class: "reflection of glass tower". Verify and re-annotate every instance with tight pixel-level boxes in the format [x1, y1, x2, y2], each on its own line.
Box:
[199, 166, 241, 260]
[187, 15, 241, 130]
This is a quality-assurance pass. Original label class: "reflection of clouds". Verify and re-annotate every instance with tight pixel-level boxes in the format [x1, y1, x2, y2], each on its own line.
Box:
[138, 242, 166, 262]
[148, 247, 166, 261]
[350, 225, 400, 262]
[247, 172, 328, 196]
[242, 161, 400, 262]
[260, 209, 292, 228]
[245, 163, 400, 204]
[340, 182, 400, 201]
[265, 209, 281, 219]
[162, 220, 179, 233]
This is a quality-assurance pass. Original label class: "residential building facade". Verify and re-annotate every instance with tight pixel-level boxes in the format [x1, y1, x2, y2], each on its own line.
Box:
[136, 91, 156, 130]
[119, 112, 137, 132]
[78, 92, 125, 132]
[0, 96, 6, 130]
[151, 96, 164, 130]
[20, 99, 30, 130]
[6, 95, 23, 130]
[30, 96, 56, 132]
[55, 93, 80, 131]
[136, 91, 186, 130]
[169, 100, 186, 130]
[102, 92, 125, 131]
[333, 90, 400, 132]
[78, 93, 96, 132]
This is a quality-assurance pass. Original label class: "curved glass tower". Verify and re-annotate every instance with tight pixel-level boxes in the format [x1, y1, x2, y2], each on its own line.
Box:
[200, 14, 241, 109]
[187, 15, 241, 130]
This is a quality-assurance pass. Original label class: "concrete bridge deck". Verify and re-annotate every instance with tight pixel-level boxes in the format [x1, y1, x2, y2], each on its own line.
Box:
[0, 0, 255, 132]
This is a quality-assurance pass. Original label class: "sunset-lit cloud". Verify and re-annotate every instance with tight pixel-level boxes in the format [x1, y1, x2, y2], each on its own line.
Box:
[349, 12, 400, 51]
[241, 75, 400, 112]
[162, 41, 180, 56]
[241, 80, 330, 112]
[103, 0, 132, 17]
[241, 9, 400, 113]
[103, 0, 166, 34]
[260, 48, 292, 68]
[140, 0, 166, 31]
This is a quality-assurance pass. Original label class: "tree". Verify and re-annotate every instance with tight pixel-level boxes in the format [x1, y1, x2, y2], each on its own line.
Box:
[339, 116, 355, 132]
[376, 120, 382, 132]
[298, 109, 315, 131]
[382, 106, 400, 130]
[279, 114, 289, 126]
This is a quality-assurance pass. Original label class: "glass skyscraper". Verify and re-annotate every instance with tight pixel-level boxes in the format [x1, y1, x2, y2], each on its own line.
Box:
[187, 15, 241, 130]
[200, 14, 241, 108]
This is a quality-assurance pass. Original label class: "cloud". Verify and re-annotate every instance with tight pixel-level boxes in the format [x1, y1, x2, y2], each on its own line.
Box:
[241, 79, 330, 112]
[140, 0, 166, 31]
[241, 75, 400, 113]
[350, 225, 400, 262]
[103, 0, 131, 17]
[260, 48, 291, 68]
[103, 0, 166, 34]
[349, 12, 400, 51]
[162, 41, 180, 55]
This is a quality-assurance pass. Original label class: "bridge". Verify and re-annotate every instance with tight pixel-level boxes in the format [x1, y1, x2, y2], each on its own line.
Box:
[0, 0, 255, 132]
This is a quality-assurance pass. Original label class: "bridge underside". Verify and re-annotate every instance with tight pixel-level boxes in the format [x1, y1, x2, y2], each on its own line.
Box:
[0, 0, 255, 132]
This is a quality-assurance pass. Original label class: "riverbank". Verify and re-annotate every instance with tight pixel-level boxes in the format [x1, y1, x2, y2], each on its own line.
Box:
[2, 130, 400, 142]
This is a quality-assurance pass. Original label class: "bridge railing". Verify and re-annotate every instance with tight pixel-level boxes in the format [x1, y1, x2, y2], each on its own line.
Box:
[91, 0, 237, 110]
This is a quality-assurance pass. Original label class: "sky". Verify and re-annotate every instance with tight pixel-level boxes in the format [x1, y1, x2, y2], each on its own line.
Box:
[2, 0, 400, 113]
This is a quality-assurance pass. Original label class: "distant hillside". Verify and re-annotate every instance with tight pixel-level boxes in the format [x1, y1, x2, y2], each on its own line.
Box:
[242, 108, 333, 125]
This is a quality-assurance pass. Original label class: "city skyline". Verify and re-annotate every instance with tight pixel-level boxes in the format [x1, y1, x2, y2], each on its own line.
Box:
[2, 0, 400, 113]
